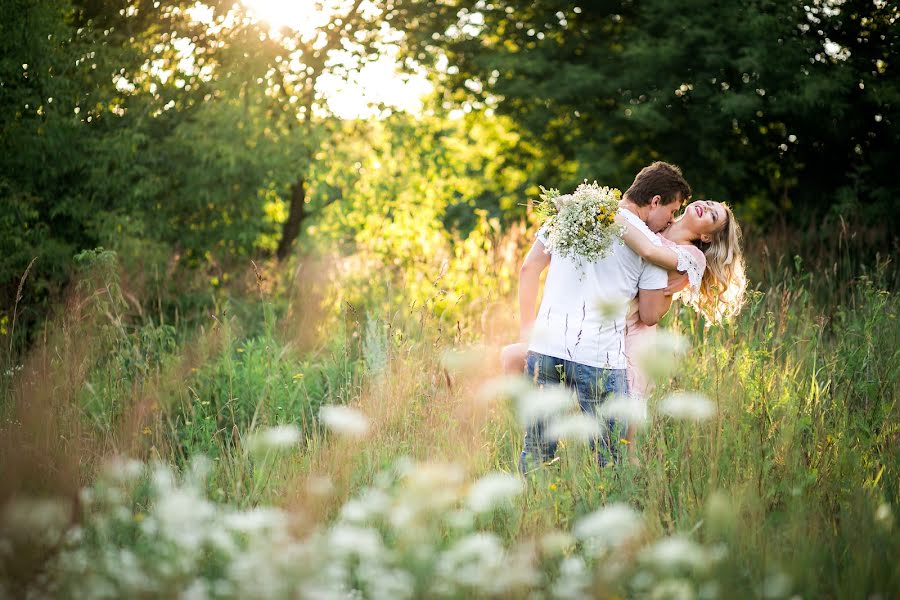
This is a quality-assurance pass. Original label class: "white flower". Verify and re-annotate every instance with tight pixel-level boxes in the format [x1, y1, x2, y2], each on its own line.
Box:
[246, 425, 302, 454]
[1, 496, 72, 546]
[515, 386, 576, 426]
[527, 321, 556, 348]
[477, 375, 533, 403]
[875, 502, 893, 529]
[639, 536, 708, 571]
[599, 394, 648, 425]
[634, 330, 690, 382]
[319, 405, 370, 437]
[658, 392, 716, 421]
[540, 530, 575, 556]
[339, 488, 391, 524]
[434, 533, 506, 594]
[327, 524, 384, 560]
[761, 570, 792, 599]
[153, 488, 216, 552]
[595, 294, 630, 321]
[101, 457, 144, 484]
[552, 556, 591, 600]
[466, 472, 523, 513]
[573, 503, 643, 554]
[356, 562, 416, 600]
[649, 578, 696, 600]
[546, 413, 603, 443]
[538, 181, 625, 269]
[223, 507, 287, 534]
[441, 345, 488, 373]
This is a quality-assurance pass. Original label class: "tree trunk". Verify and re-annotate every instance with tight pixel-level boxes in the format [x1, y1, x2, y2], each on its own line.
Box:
[276, 177, 307, 261]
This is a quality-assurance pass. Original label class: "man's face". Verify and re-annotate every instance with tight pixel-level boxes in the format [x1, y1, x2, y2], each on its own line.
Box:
[646, 195, 682, 232]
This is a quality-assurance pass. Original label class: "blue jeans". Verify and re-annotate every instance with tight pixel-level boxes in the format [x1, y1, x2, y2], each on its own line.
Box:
[519, 351, 629, 474]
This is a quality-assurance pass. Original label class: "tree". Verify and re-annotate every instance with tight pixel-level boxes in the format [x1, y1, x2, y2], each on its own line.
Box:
[392, 0, 899, 223]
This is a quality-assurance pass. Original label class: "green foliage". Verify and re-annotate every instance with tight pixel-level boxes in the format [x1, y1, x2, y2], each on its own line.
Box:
[398, 0, 899, 224]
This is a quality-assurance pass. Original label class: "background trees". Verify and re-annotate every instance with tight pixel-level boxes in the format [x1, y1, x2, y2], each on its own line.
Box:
[396, 0, 898, 221]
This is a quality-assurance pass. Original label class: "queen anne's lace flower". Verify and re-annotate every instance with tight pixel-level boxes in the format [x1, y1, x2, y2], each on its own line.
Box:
[537, 182, 625, 271]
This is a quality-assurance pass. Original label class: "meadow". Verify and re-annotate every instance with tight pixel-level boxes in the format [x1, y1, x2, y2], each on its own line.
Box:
[1, 216, 897, 599]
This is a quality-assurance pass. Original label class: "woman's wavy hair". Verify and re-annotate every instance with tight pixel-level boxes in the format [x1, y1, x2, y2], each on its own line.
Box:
[682, 202, 747, 323]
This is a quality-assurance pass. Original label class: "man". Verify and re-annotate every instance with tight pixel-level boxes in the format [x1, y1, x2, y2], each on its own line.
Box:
[517, 161, 690, 473]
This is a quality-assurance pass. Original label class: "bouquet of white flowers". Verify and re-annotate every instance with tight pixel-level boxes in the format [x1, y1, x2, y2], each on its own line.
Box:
[535, 181, 625, 268]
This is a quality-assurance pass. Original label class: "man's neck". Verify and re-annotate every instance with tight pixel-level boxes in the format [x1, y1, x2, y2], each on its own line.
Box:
[619, 198, 649, 223]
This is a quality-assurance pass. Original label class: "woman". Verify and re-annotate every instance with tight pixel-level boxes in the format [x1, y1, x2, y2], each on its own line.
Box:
[501, 200, 747, 451]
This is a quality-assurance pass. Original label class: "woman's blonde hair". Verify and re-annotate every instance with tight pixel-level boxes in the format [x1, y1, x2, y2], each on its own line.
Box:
[683, 203, 747, 323]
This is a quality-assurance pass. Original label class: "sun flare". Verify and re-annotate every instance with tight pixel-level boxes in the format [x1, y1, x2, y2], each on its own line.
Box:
[237, 0, 432, 119]
[240, 0, 331, 38]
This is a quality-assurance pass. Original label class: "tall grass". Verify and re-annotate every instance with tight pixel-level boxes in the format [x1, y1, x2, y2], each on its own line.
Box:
[0, 219, 897, 598]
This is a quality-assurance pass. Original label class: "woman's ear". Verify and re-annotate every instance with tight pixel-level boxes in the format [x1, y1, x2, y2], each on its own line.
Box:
[700, 233, 713, 244]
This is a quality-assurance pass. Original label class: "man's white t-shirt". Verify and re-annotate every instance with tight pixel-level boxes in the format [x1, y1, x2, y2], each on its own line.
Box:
[527, 208, 668, 369]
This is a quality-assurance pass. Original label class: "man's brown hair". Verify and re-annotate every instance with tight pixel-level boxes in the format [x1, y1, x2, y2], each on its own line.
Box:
[623, 161, 691, 206]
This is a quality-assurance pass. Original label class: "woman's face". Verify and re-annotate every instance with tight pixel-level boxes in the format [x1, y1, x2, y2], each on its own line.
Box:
[681, 200, 727, 243]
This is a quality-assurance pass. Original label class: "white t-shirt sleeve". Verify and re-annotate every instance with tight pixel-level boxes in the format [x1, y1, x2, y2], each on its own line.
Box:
[639, 262, 669, 290]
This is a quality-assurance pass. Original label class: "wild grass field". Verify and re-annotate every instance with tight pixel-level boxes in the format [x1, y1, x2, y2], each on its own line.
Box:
[1, 218, 897, 599]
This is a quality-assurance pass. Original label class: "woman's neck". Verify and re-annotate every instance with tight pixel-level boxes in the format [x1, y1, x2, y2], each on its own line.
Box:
[662, 219, 696, 246]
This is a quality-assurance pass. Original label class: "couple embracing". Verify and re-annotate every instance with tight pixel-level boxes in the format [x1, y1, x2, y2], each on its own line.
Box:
[504, 161, 747, 473]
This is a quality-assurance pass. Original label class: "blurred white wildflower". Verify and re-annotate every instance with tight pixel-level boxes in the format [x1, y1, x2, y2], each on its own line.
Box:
[516, 386, 576, 426]
[223, 507, 287, 534]
[466, 472, 523, 513]
[246, 424, 301, 454]
[441, 345, 489, 374]
[319, 405, 370, 438]
[659, 392, 716, 421]
[552, 555, 591, 599]
[434, 533, 507, 595]
[445, 509, 475, 530]
[639, 536, 709, 571]
[356, 562, 415, 600]
[391, 462, 466, 530]
[1, 496, 72, 546]
[599, 394, 648, 425]
[477, 374, 533, 403]
[573, 503, 643, 555]
[649, 577, 695, 600]
[539, 530, 575, 556]
[180, 578, 210, 600]
[761, 570, 792, 599]
[101, 457, 144, 484]
[339, 488, 391, 524]
[595, 294, 630, 321]
[546, 413, 603, 443]
[875, 502, 893, 530]
[634, 330, 690, 382]
[491, 544, 541, 593]
[153, 487, 216, 552]
[327, 524, 385, 560]
[527, 321, 556, 349]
